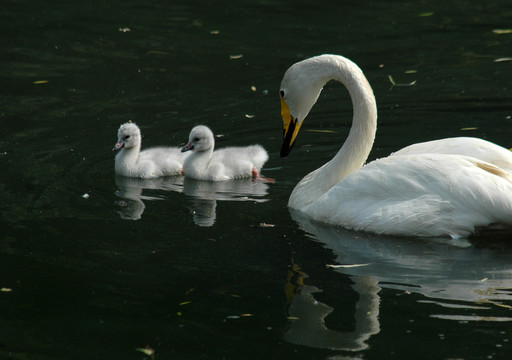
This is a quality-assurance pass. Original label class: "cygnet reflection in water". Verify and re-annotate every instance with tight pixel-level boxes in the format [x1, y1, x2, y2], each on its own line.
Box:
[115, 176, 184, 220]
[115, 176, 269, 226]
[181, 177, 269, 226]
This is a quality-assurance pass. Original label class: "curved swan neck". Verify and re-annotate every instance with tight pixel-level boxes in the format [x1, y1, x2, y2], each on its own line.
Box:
[331, 57, 377, 176]
[290, 55, 377, 208]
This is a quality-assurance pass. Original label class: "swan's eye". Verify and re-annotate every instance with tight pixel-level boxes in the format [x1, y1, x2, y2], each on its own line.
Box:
[280, 90, 285, 98]
[194, 137, 200, 142]
[124, 135, 130, 140]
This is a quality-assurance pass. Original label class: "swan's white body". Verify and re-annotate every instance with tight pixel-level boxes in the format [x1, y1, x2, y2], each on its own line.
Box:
[181, 125, 269, 181]
[279, 54, 512, 238]
[113, 122, 189, 178]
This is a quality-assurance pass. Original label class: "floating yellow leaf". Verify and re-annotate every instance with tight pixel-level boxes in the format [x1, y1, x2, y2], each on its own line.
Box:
[177, 311, 182, 316]
[241, 313, 253, 317]
[476, 299, 512, 309]
[257, 222, 275, 228]
[326, 263, 370, 269]
[460, 127, 478, 131]
[179, 301, 191, 306]
[388, 75, 417, 87]
[418, 11, 434, 17]
[33, 80, 48, 84]
[136, 347, 154, 356]
[475, 288, 499, 295]
[405, 70, 417, 74]
[1, 288, 12, 292]
[287, 316, 300, 320]
[147, 50, 170, 56]
[210, 30, 220, 35]
[493, 29, 512, 34]
[493, 302, 512, 309]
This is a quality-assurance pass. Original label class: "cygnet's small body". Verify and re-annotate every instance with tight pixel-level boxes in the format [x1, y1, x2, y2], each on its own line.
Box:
[113, 122, 189, 178]
[181, 125, 268, 181]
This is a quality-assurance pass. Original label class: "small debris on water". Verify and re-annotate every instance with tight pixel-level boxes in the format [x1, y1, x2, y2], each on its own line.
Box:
[326, 263, 369, 269]
[135, 346, 154, 356]
[388, 75, 417, 87]
[255, 223, 275, 228]
[493, 29, 512, 34]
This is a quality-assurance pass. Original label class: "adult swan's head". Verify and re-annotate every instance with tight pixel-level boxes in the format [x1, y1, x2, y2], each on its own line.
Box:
[279, 54, 377, 158]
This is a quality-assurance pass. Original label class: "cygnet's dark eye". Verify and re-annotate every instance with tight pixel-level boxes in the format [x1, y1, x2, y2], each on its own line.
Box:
[280, 90, 285, 98]
[124, 135, 130, 140]
[194, 137, 200, 142]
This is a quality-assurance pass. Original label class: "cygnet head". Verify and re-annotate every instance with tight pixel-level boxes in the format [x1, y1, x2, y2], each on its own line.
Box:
[113, 122, 141, 151]
[181, 125, 215, 153]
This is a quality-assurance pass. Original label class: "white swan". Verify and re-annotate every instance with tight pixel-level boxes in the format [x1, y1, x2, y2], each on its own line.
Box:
[181, 125, 269, 181]
[279, 54, 512, 238]
[113, 122, 189, 178]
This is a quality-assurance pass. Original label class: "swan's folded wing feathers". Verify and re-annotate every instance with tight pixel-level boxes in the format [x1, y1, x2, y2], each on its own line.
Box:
[303, 154, 512, 237]
[140, 147, 186, 162]
[393, 137, 512, 173]
[213, 145, 268, 168]
[139, 147, 188, 176]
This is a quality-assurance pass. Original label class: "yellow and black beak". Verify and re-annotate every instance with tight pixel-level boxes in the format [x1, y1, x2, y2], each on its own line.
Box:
[280, 97, 302, 157]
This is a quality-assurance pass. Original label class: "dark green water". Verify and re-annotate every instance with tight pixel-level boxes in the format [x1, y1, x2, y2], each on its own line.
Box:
[1, 0, 512, 359]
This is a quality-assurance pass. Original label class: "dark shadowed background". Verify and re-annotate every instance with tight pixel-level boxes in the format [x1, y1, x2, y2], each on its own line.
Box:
[1, 0, 512, 359]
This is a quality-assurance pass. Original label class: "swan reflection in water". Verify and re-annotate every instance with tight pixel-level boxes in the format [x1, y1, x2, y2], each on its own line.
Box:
[284, 258, 380, 352]
[284, 210, 512, 351]
[114, 176, 269, 226]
